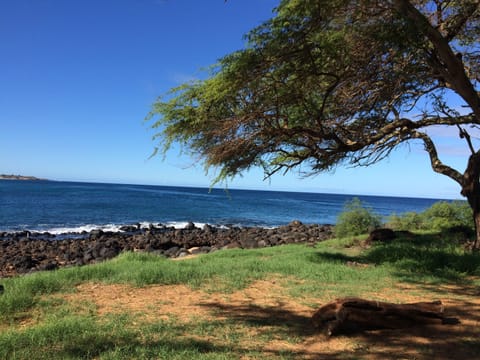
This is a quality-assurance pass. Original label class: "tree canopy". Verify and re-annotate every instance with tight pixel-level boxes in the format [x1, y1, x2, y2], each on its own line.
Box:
[149, 0, 480, 246]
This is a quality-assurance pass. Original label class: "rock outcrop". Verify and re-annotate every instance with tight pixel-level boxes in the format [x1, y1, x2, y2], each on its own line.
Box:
[0, 223, 333, 277]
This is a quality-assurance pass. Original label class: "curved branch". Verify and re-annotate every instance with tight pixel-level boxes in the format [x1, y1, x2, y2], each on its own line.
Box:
[411, 131, 463, 185]
[340, 114, 476, 152]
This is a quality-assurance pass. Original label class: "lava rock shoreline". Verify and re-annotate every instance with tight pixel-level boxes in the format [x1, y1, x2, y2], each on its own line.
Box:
[0, 222, 333, 278]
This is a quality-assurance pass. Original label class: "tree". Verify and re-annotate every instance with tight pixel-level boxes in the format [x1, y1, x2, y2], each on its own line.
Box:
[148, 0, 480, 248]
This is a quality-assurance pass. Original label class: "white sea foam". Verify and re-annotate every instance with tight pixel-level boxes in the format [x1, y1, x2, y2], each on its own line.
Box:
[26, 221, 215, 235]
[137, 221, 208, 230]
[1, 219, 249, 236]
[164, 221, 207, 229]
[38, 224, 124, 235]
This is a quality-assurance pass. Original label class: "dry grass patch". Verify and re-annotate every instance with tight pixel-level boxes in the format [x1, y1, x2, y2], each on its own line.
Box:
[64, 278, 304, 322]
[58, 277, 480, 359]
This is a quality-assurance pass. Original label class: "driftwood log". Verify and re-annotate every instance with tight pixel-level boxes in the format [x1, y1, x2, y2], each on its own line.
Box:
[312, 298, 455, 336]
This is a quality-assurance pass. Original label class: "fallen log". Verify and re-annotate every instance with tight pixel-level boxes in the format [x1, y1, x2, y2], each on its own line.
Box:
[312, 297, 455, 336]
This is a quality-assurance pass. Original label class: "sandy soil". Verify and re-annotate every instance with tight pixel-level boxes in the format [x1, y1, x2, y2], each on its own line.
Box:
[62, 278, 480, 359]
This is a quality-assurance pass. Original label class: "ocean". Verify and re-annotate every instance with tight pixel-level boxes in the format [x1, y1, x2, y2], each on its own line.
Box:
[1, 180, 451, 234]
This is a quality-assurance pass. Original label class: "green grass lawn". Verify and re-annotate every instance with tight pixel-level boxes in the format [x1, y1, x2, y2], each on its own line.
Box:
[1, 232, 479, 359]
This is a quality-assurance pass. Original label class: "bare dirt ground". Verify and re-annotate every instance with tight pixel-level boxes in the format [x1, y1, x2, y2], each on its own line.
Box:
[61, 276, 480, 360]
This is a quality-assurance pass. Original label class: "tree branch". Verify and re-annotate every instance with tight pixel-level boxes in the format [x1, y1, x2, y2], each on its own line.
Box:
[393, 0, 480, 118]
[457, 125, 476, 154]
[336, 114, 475, 152]
[444, 2, 480, 41]
[411, 130, 463, 185]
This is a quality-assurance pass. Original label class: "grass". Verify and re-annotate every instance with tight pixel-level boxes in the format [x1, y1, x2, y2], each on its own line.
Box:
[362, 233, 480, 282]
[0, 242, 395, 320]
[1, 231, 480, 359]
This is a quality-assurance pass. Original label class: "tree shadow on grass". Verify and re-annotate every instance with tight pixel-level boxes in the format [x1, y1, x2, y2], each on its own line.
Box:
[60, 336, 236, 359]
[311, 232, 480, 284]
[363, 233, 480, 282]
[301, 233, 480, 358]
[204, 302, 315, 336]
[4, 329, 236, 360]
[307, 251, 360, 265]
[200, 301, 354, 359]
[352, 297, 480, 360]
[200, 297, 479, 360]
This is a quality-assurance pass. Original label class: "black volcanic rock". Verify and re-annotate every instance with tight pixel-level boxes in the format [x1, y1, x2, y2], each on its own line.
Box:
[0, 223, 334, 277]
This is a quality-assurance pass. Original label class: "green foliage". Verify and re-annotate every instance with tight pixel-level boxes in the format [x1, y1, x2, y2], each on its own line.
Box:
[334, 198, 382, 238]
[387, 211, 423, 231]
[387, 201, 473, 233]
[1, 236, 479, 358]
[147, 0, 479, 189]
[422, 201, 473, 231]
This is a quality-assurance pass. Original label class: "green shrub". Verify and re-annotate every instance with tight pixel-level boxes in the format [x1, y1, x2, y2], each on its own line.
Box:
[334, 198, 382, 238]
[387, 211, 423, 231]
[422, 201, 473, 231]
[387, 201, 473, 232]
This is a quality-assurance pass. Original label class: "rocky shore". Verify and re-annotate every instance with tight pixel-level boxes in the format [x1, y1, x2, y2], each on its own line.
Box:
[0, 222, 333, 278]
[0, 174, 46, 181]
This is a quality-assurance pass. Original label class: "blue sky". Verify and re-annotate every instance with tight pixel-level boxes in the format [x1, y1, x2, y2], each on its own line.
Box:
[0, 0, 473, 199]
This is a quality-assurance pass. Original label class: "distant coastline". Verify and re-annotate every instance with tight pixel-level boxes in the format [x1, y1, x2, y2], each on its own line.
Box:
[0, 174, 47, 181]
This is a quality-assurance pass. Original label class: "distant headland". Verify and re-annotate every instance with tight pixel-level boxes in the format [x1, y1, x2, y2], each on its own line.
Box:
[0, 174, 47, 181]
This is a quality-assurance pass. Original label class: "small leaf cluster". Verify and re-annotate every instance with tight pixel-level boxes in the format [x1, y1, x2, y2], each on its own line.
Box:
[334, 198, 382, 238]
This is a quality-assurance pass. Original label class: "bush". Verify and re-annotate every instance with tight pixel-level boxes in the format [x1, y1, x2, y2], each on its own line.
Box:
[334, 198, 382, 238]
[387, 211, 423, 231]
[386, 200, 473, 233]
[422, 201, 473, 232]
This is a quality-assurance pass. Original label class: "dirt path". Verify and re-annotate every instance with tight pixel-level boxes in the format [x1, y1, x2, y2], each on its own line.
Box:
[64, 279, 480, 359]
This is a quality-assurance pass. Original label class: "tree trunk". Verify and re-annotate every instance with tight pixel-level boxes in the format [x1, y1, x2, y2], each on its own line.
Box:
[471, 205, 480, 251]
[461, 152, 480, 251]
[463, 187, 480, 251]
[312, 298, 452, 336]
